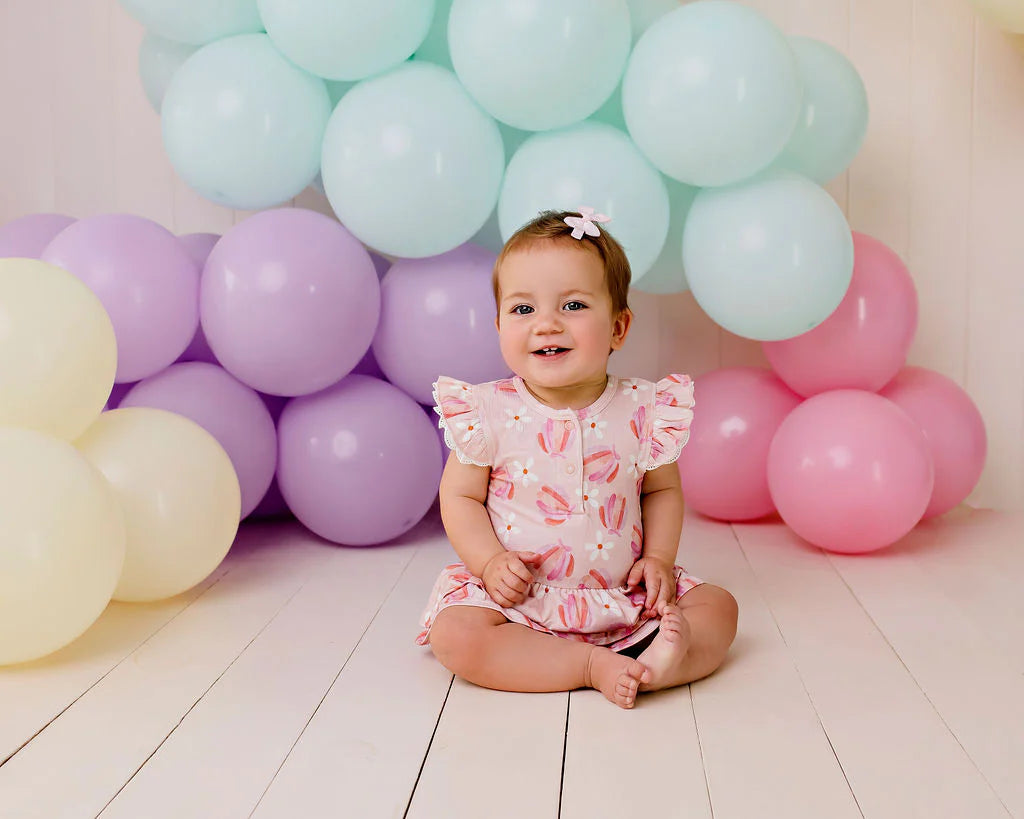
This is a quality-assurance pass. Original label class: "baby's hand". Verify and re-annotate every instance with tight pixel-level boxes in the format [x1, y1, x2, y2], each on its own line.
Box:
[626, 556, 676, 617]
[481, 550, 543, 608]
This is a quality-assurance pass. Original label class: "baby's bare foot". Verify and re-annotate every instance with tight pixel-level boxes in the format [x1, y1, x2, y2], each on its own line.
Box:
[585, 646, 651, 709]
[637, 603, 691, 691]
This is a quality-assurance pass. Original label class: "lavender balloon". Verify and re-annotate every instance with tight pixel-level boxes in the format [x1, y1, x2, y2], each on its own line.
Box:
[372, 243, 508, 404]
[278, 375, 443, 545]
[41, 214, 200, 383]
[178, 232, 221, 364]
[249, 391, 291, 519]
[200, 209, 380, 396]
[121, 362, 277, 519]
[0, 213, 75, 258]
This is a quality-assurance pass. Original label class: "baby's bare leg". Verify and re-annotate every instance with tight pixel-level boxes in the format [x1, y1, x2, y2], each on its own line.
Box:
[638, 583, 738, 692]
[428, 605, 652, 708]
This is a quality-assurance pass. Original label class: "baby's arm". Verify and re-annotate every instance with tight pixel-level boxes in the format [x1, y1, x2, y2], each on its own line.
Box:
[438, 454, 541, 605]
[627, 464, 685, 614]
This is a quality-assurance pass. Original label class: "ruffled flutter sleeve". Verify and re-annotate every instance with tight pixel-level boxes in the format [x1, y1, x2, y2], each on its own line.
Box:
[645, 374, 695, 471]
[432, 376, 493, 467]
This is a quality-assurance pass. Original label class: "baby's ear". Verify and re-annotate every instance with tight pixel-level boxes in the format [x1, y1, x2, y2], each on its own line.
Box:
[611, 308, 633, 349]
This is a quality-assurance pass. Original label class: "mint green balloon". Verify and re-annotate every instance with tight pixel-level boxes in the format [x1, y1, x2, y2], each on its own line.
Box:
[321, 63, 504, 258]
[631, 177, 699, 294]
[682, 170, 853, 341]
[119, 0, 262, 46]
[138, 32, 197, 113]
[498, 122, 669, 279]
[162, 34, 330, 210]
[258, 0, 435, 81]
[414, 0, 454, 70]
[623, 1, 802, 187]
[772, 37, 869, 184]
[449, 0, 631, 131]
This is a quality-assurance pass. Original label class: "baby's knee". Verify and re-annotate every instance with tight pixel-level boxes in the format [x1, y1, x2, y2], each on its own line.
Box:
[427, 608, 496, 676]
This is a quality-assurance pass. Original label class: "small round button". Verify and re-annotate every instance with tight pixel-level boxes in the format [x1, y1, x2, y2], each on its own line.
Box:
[566, 464, 576, 475]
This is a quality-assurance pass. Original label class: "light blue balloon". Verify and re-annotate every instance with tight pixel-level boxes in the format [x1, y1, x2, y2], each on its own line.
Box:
[449, 0, 631, 131]
[622, 1, 802, 187]
[257, 0, 435, 81]
[162, 34, 330, 210]
[471, 122, 531, 253]
[498, 122, 669, 280]
[626, 0, 681, 43]
[118, 0, 262, 46]
[321, 62, 504, 258]
[772, 37, 869, 184]
[681, 170, 853, 341]
[138, 31, 197, 113]
[631, 178, 700, 294]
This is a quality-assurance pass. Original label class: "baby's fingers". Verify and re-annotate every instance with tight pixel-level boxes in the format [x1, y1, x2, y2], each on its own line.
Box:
[644, 575, 661, 612]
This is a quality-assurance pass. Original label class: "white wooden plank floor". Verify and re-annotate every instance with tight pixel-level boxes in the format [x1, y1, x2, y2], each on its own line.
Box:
[1, 504, 1020, 819]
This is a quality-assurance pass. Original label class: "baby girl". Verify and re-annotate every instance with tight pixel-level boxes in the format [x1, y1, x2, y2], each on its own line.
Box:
[417, 208, 738, 708]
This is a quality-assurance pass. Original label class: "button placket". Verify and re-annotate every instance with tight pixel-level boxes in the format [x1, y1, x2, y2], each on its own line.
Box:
[563, 416, 584, 512]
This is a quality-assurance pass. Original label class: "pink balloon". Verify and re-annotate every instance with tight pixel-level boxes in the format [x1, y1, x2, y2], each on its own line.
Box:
[371, 243, 508, 404]
[178, 233, 221, 365]
[676, 367, 801, 521]
[41, 214, 200, 383]
[278, 375, 442, 545]
[879, 366, 986, 519]
[121, 362, 277, 519]
[0, 213, 76, 258]
[767, 390, 933, 553]
[762, 232, 918, 396]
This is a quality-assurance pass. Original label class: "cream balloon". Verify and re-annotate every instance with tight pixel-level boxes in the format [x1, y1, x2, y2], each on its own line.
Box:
[0, 258, 117, 440]
[75, 408, 241, 602]
[969, 0, 1024, 32]
[0, 428, 125, 665]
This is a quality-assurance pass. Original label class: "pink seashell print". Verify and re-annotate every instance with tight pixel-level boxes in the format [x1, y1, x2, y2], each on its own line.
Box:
[537, 540, 575, 581]
[440, 395, 472, 417]
[629, 404, 647, 441]
[489, 465, 515, 500]
[598, 493, 627, 536]
[583, 446, 620, 484]
[494, 378, 517, 394]
[630, 523, 643, 559]
[582, 568, 613, 589]
[536, 485, 574, 525]
[537, 417, 575, 458]
[558, 594, 591, 631]
[657, 374, 691, 405]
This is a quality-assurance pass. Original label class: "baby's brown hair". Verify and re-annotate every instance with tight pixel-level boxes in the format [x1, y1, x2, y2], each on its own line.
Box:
[492, 210, 632, 316]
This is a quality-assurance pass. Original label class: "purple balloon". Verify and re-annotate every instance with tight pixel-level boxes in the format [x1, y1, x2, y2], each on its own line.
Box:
[178, 233, 221, 364]
[201, 208, 380, 396]
[0, 213, 76, 258]
[278, 375, 442, 545]
[350, 345, 385, 379]
[121, 361, 277, 519]
[41, 214, 200, 383]
[104, 381, 137, 411]
[372, 242, 508, 404]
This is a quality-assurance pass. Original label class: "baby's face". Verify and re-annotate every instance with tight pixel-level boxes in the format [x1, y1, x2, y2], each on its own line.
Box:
[495, 241, 630, 393]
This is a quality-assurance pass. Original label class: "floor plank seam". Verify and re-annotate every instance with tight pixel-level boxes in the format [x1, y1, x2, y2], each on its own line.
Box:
[0, 566, 236, 770]
[689, 685, 715, 819]
[558, 693, 571, 818]
[96, 565, 318, 817]
[245, 543, 424, 818]
[402, 674, 456, 819]
[825, 555, 1014, 817]
[727, 525, 866, 817]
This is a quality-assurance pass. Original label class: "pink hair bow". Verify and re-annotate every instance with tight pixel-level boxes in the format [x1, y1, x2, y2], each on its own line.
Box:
[564, 206, 611, 240]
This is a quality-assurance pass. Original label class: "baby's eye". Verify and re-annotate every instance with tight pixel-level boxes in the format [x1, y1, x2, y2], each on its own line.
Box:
[511, 304, 533, 315]
[563, 301, 587, 311]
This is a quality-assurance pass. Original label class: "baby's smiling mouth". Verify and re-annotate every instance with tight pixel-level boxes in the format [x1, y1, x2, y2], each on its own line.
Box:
[533, 346, 570, 357]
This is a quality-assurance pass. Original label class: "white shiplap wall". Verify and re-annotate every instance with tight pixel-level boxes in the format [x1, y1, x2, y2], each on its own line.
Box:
[0, 0, 1020, 510]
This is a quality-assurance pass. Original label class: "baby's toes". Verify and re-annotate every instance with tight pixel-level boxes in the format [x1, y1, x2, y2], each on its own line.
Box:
[626, 658, 652, 685]
[615, 674, 639, 708]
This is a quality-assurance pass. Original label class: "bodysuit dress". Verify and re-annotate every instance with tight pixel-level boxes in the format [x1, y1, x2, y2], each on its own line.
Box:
[416, 373, 704, 652]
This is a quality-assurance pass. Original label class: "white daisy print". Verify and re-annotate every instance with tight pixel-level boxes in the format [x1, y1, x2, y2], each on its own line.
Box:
[510, 457, 538, 487]
[620, 380, 650, 402]
[497, 511, 521, 544]
[575, 485, 600, 510]
[584, 538, 615, 561]
[454, 417, 482, 443]
[594, 590, 625, 618]
[504, 405, 533, 432]
[582, 417, 607, 440]
[626, 455, 642, 479]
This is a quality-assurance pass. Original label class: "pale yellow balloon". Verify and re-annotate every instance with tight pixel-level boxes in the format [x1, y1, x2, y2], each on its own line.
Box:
[0, 258, 117, 441]
[0, 428, 125, 666]
[969, 0, 1024, 32]
[75, 407, 241, 602]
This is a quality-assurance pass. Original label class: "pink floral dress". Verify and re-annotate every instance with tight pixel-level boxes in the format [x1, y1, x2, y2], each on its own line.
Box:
[416, 373, 703, 652]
